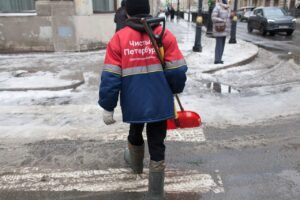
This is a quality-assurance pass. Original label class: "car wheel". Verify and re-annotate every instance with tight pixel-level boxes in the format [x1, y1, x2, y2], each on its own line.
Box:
[260, 26, 266, 36]
[247, 24, 253, 33]
[286, 30, 294, 36]
[269, 31, 275, 36]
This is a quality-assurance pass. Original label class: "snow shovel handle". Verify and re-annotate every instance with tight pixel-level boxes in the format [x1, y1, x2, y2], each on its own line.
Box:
[175, 94, 184, 112]
[141, 18, 165, 66]
[141, 17, 166, 47]
[141, 17, 185, 112]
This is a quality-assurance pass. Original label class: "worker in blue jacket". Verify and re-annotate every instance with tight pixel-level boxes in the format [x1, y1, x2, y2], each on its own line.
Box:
[98, 0, 187, 198]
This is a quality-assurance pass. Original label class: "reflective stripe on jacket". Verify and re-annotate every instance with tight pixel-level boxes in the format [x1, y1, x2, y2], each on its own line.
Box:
[98, 25, 187, 123]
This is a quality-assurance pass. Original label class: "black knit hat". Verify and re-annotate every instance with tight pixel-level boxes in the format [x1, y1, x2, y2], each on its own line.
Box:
[126, 0, 150, 16]
[121, 0, 126, 7]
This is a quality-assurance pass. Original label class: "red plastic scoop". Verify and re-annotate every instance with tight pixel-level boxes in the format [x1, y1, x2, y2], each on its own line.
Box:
[167, 95, 201, 130]
[167, 110, 202, 130]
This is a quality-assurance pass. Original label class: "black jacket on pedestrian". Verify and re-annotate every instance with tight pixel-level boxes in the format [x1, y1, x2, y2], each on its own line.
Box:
[114, 6, 128, 32]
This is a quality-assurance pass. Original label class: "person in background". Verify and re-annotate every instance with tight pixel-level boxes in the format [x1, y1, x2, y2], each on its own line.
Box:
[98, 0, 187, 198]
[165, 5, 170, 20]
[212, 0, 231, 64]
[114, 0, 127, 32]
[170, 6, 175, 21]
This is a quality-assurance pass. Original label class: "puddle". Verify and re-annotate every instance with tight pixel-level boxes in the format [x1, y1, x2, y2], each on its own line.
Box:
[206, 82, 239, 94]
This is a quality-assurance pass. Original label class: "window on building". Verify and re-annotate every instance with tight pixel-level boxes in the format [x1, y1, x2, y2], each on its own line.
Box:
[0, 0, 35, 13]
[93, 0, 116, 13]
[252, 0, 258, 7]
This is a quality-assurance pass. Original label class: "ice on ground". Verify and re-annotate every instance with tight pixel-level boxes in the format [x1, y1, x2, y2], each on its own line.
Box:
[0, 19, 299, 131]
[0, 71, 80, 89]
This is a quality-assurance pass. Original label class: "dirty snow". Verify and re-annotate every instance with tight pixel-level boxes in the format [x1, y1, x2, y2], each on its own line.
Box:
[0, 71, 80, 89]
[0, 19, 299, 138]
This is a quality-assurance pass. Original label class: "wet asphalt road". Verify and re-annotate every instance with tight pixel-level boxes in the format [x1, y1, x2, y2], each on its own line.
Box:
[203, 115, 300, 200]
[0, 115, 300, 200]
[236, 21, 300, 55]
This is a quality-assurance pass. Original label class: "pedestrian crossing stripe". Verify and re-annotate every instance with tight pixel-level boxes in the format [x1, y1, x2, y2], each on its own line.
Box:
[0, 126, 206, 143]
[0, 105, 205, 143]
[110, 127, 206, 142]
[0, 168, 224, 193]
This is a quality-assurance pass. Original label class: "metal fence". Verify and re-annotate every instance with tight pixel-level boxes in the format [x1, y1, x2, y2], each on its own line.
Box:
[0, 0, 35, 13]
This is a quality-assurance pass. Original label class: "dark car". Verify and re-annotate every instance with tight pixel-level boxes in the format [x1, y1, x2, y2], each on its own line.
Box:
[241, 10, 253, 22]
[247, 7, 297, 36]
[237, 6, 255, 22]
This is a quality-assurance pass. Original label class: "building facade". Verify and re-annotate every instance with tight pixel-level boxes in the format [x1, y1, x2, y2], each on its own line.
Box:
[238, 0, 298, 9]
[176, 0, 216, 12]
[170, 0, 297, 13]
[0, 0, 160, 52]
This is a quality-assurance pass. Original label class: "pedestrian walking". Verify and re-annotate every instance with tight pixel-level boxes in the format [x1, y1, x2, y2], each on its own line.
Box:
[98, 0, 188, 199]
[170, 6, 175, 21]
[114, 0, 127, 32]
[165, 6, 170, 20]
[212, 0, 231, 64]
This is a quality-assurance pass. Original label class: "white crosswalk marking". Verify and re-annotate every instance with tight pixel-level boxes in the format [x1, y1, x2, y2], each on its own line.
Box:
[167, 128, 206, 142]
[105, 127, 206, 142]
[0, 105, 216, 195]
[0, 126, 206, 142]
[0, 105, 206, 142]
[0, 168, 224, 194]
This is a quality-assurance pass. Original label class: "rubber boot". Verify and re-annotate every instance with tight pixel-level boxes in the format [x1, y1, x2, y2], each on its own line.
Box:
[146, 160, 166, 200]
[124, 142, 144, 174]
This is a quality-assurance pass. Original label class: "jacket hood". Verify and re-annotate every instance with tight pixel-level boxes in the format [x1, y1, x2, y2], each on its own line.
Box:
[217, 2, 230, 9]
[126, 14, 160, 32]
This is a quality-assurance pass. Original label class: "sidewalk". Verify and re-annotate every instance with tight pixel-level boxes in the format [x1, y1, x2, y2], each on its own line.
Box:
[0, 18, 258, 91]
[166, 18, 258, 73]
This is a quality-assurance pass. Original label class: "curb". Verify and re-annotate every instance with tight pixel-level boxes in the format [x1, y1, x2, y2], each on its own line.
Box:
[0, 78, 85, 92]
[202, 49, 259, 74]
[180, 22, 260, 74]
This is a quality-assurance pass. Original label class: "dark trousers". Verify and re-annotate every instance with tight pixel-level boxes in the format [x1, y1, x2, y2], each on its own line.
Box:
[214, 36, 226, 62]
[128, 120, 167, 162]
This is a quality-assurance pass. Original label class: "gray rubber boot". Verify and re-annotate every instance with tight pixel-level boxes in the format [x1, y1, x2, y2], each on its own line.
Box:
[124, 142, 144, 174]
[146, 160, 166, 200]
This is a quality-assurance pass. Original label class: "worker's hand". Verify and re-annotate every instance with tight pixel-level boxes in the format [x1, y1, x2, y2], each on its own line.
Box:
[103, 110, 116, 125]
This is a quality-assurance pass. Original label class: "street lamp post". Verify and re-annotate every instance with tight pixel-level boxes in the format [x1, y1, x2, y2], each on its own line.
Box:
[229, 0, 238, 43]
[177, 0, 180, 16]
[193, 0, 203, 52]
[188, 0, 191, 22]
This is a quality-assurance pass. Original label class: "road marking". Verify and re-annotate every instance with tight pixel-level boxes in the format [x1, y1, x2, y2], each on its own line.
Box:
[0, 126, 206, 142]
[0, 104, 206, 142]
[167, 128, 206, 142]
[0, 168, 223, 193]
[110, 127, 206, 142]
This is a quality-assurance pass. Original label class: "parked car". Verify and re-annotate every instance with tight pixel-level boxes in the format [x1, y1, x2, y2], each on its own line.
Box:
[240, 10, 253, 22]
[237, 6, 256, 22]
[247, 7, 297, 36]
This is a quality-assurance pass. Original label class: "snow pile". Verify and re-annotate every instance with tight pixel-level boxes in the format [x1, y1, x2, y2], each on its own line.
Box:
[0, 19, 299, 130]
[0, 71, 80, 89]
